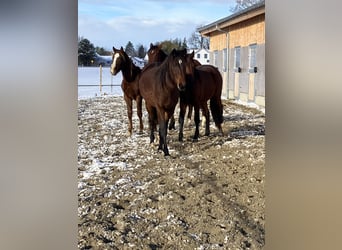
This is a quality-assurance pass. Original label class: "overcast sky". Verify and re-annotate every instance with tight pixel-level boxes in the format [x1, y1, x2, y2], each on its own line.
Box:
[78, 0, 235, 50]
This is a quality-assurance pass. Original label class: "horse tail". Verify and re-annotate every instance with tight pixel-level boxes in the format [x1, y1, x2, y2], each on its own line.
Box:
[210, 70, 223, 126]
[210, 97, 223, 126]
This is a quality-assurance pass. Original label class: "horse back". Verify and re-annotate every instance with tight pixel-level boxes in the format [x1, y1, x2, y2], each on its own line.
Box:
[195, 65, 222, 91]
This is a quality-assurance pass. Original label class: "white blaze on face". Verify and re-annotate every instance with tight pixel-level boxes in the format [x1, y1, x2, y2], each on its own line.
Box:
[110, 53, 120, 74]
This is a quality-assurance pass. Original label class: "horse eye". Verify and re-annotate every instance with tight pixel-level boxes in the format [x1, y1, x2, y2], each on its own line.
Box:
[178, 59, 182, 64]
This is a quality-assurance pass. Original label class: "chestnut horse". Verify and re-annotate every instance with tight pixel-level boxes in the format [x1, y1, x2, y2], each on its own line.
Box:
[147, 43, 200, 129]
[139, 48, 188, 156]
[110, 46, 143, 136]
[178, 52, 224, 141]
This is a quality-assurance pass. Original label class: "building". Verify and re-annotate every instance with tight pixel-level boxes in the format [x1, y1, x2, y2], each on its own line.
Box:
[94, 53, 112, 66]
[198, 0, 265, 107]
[95, 53, 145, 68]
[188, 48, 211, 65]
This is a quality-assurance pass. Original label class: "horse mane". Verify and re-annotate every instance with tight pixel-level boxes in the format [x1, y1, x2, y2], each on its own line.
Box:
[158, 56, 171, 87]
[158, 49, 186, 87]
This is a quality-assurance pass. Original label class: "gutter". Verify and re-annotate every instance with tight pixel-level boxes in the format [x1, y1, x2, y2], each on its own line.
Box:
[215, 24, 230, 99]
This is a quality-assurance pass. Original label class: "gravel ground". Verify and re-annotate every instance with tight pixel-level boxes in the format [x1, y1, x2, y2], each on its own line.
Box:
[78, 96, 265, 249]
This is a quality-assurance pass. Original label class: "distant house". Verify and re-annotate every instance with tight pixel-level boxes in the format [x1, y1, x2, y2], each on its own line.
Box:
[188, 48, 210, 65]
[94, 53, 112, 66]
[94, 53, 145, 68]
[131, 57, 145, 69]
[198, 0, 265, 108]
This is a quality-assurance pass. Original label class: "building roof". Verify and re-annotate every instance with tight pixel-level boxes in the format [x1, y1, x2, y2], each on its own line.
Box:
[187, 48, 210, 54]
[198, 0, 265, 35]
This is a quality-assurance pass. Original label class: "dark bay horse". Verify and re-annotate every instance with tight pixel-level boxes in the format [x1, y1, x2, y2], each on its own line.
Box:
[110, 46, 143, 136]
[147, 43, 167, 63]
[178, 52, 224, 141]
[147, 43, 200, 129]
[139, 48, 188, 156]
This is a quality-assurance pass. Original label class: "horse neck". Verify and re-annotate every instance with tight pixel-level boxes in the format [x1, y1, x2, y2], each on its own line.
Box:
[159, 52, 167, 62]
[121, 59, 140, 82]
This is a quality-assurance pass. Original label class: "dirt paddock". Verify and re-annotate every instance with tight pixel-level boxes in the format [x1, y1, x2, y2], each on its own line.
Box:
[78, 96, 265, 249]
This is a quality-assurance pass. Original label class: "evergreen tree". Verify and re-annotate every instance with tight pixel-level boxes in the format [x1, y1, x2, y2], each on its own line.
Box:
[182, 37, 188, 49]
[125, 41, 135, 57]
[136, 44, 146, 58]
[96, 46, 111, 56]
[78, 38, 96, 66]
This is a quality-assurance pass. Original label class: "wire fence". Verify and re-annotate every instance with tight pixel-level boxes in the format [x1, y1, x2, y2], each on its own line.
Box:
[78, 66, 123, 98]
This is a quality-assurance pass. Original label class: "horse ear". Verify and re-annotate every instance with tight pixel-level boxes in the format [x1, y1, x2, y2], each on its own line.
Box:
[191, 51, 195, 58]
[120, 46, 124, 51]
[171, 48, 176, 55]
[150, 43, 153, 48]
[113, 46, 116, 52]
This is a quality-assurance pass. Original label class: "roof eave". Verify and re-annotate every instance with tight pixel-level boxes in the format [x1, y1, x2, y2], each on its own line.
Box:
[198, 2, 265, 36]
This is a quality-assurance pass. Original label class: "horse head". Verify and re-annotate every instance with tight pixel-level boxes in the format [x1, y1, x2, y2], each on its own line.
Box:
[147, 43, 166, 63]
[185, 51, 196, 77]
[110, 46, 127, 75]
[168, 48, 187, 91]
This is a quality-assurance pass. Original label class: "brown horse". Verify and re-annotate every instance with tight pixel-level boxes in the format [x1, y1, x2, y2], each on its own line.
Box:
[139, 48, 188, 156]
[110, 46, 143, 136]
[179, 52, 224, 141]
[147, 43, 167, 63]
[147, 43, 200, 129]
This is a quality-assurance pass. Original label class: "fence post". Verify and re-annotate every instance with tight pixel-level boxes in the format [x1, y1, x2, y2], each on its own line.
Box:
[110, 73, 113, 92]
[99, 65, 102, 93]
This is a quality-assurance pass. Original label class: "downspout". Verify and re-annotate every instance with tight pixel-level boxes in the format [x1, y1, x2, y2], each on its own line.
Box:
[215, 24, 230, 99]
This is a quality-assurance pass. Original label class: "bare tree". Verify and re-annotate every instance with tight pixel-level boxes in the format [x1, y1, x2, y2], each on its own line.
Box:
[188, 26, 209, 49]
[230, 0, 262, 13]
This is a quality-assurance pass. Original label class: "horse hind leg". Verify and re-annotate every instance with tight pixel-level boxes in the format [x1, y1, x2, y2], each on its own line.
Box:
[146, 105, 156, 144]
[192, 106, 200, 141]
[168, 115, 176, 130]
[201, 104, 210, 136]
[136, 96, 143, 134]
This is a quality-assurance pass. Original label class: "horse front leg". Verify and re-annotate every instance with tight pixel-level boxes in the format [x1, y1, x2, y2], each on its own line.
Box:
[146, 104, 155, 144]
[158, 118, 169, 156]
[178, 101, 187, 141]
[124, 95, 133, 136]
[192, 106, 200, 141]
[136, 95, 143, 134]
[157, 109, 171, 156]
[186, 104, 193, 127]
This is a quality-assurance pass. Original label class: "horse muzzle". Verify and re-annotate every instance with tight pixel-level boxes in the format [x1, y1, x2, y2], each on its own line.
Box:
[110, 68, 118, 76]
